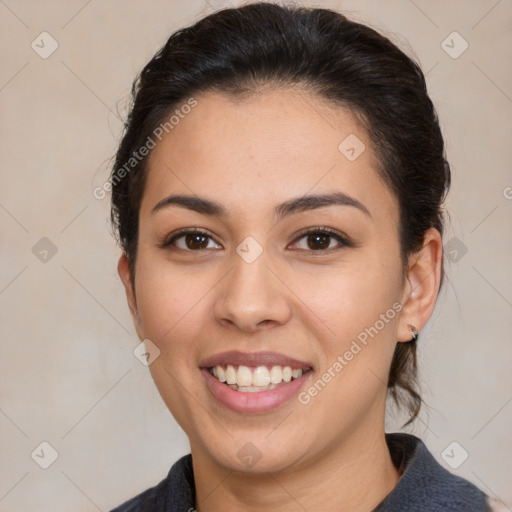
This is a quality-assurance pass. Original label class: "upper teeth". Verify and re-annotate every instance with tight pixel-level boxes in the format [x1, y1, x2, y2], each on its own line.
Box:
[211, 364, 304, 387]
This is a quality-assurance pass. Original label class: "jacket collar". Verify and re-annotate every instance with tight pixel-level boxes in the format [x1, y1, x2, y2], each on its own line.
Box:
[373, 432, 489, 511]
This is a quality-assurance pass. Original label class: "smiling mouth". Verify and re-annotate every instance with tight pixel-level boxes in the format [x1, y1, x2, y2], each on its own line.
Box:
[208, 364, 313, 392]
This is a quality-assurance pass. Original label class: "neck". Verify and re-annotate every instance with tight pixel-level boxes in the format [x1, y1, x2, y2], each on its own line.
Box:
[191, 424, 400, 512]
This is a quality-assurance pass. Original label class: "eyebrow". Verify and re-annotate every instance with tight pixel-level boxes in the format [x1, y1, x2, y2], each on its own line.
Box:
[151, 191, 371, 220]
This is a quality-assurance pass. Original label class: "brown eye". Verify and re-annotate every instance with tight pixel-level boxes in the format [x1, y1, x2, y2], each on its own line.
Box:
[163, 229, 222, 251]
[291, 228, 351, 252]
[306, 232, 331, 250]
[184, 233, 209, 250]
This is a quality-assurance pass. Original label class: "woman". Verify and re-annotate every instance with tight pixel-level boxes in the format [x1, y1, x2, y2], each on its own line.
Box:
[108, 2, 495, 510]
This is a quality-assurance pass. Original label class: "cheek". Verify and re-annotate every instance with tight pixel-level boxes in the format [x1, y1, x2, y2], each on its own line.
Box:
[294, 256, 402, 346]
[297, 262, 402, 416]
[134, 255, 214, 354]
[133, 257, 215, 425]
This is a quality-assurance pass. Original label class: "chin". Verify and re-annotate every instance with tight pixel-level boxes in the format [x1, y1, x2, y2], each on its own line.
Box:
[201, 432, 309, 474]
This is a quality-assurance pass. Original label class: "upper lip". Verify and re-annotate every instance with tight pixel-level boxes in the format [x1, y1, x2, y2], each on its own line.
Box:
[199, 351, 313, 370]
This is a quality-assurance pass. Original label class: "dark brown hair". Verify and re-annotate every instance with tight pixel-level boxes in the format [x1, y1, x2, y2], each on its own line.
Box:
[110, 2, 450, 425]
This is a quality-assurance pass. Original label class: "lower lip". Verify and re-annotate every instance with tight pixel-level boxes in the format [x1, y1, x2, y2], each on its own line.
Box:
[201, 368, 312, 413]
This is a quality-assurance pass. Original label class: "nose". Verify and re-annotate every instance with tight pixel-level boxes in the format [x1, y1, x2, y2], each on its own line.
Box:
[213, 249, 292, 333]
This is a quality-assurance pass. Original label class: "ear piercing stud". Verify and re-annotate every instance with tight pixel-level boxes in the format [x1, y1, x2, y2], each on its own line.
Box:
[408, 324, 418, 342]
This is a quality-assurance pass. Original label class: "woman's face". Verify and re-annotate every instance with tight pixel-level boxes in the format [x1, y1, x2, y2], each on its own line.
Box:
[120, 89, 414, 473]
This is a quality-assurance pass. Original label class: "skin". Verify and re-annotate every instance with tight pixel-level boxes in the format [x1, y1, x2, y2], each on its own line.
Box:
[118, 88, 443, 512]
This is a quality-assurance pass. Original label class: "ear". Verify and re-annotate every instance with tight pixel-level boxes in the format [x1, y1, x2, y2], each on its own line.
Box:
[118, 253, 144, 340]
[397, 227, 443, 342]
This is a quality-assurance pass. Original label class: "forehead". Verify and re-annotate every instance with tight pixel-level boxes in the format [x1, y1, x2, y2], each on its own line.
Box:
[141, 89, 396, 220]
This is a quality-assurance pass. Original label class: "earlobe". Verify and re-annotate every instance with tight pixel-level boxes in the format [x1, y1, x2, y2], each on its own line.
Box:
[118, 253, 143, 338]
[397, 228, 443, 342]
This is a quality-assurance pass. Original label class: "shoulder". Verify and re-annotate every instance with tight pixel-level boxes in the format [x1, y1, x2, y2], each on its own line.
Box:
[108, 454, 195, 512]
[377, 433, 491, 511]
[108, 477, 167, 512]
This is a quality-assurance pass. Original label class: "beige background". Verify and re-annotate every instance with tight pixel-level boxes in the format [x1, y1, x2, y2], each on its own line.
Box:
[1, 0, 511, 510]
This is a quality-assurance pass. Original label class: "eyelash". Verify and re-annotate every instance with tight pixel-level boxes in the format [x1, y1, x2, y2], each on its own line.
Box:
[160, 226, 353, 254]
